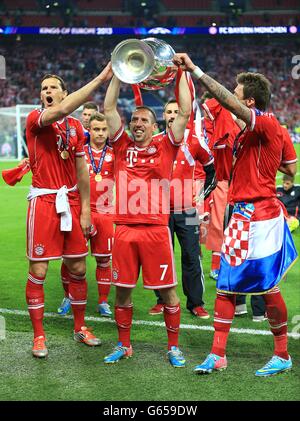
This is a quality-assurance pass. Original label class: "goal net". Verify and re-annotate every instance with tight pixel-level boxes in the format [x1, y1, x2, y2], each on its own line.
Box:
[0, 105, 83, 161]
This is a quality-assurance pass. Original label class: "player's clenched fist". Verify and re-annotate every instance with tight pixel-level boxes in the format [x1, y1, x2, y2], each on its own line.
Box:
[172, 53, 196, 72]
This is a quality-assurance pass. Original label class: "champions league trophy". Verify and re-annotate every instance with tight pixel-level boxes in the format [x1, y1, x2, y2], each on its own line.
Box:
[111, 38, 177, 90]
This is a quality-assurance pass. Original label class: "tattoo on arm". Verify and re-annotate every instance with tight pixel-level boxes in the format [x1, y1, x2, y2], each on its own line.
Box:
[200, 74, 252, 125]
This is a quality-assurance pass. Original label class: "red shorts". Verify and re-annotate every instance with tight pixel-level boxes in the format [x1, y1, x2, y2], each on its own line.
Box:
[90, 213, 114, 256]
[27, 197, 88, 261]
[112, 225, 177, 289]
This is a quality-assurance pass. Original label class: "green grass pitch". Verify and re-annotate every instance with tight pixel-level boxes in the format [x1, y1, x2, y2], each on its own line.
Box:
[0, 146, 299, 401]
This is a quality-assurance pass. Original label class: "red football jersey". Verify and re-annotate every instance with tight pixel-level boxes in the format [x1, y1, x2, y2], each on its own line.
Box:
[84, 144, 115, 214]
[202, 98, 239, 181]
[26, 109, 85, 204]
[281, 127, 297, 165]
[110, 127, 180, 225]
[229, 109, 284, 203]
[170, 134, 214, 211]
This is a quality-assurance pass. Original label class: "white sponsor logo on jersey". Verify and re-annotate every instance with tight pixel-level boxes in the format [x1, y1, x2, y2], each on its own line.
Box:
[126, 148, 138, 167]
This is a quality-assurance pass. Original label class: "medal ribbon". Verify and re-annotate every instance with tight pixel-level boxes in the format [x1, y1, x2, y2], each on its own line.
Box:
[88, 144, 108, 176]
[56, 118, 70, 152]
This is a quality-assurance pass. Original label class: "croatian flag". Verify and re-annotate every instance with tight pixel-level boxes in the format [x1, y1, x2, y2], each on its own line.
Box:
[217, 205, 298, 294]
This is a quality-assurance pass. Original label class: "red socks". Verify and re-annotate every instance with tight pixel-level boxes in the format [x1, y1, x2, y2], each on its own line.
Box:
[164, 304, 181, 349]
[68, 273, 87, 332]
[115, 304, 133, 347]
[61, 262, 70, 297]
[211, 293, 236, 357]
[115, 303, 181, 350]
[263, 287, 289, 360]
[96, 264, 111, 304]
[26, 273, 45, 338]
[211, 288, 289, 360]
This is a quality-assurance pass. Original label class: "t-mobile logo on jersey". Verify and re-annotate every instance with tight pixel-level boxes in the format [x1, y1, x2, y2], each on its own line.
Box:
[0, 55, 6, 79]
[126, 149, 138, 167]
[292, 55, 300, 80]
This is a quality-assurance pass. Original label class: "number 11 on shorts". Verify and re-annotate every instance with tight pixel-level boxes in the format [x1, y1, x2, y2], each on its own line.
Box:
[160, 264, 168, 281]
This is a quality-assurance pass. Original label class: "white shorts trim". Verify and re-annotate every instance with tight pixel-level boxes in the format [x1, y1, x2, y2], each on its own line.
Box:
[27, 255, 63, 261]
[111, 282, 136, 288]
[91, 253, 112, 257]
[62, 253, 89, 258]
[144, 282, 178, 290]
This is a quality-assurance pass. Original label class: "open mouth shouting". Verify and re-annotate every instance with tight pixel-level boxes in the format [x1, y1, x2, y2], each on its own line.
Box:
[45, 96, 53, 106]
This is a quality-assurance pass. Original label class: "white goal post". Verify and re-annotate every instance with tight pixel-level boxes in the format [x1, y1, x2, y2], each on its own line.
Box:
[0, 105, 83, 161]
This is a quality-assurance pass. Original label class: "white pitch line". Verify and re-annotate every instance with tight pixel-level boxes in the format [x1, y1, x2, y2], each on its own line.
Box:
[0, 307, 299, 339]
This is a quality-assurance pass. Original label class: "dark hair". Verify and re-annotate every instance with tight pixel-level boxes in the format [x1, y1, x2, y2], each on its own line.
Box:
[89, 112, 106, 125]
[164, 98, 178, 112]
[133, 106, 157, 123]
[236, 72, 271, 111]
[283, 174, 294, 183]
[41, 74, 67, 91]
[83, 101, 99, 111]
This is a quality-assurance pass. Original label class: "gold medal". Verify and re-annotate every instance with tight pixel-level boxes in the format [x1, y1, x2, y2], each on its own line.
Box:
[95, 174, 102, 182]
[60, 150, 69, 160]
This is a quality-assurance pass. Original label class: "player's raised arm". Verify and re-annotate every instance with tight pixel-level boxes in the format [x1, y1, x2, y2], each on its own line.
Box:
[40, 63, 113, 127]
[103, 75, 122, 138]
[171, 70, 192, 143]
[173, 53, 252, 127]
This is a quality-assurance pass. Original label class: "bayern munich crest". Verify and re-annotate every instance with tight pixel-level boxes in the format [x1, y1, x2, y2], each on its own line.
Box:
[146, 146, 157, 154]
[112, 269, 119, 281]
[105, 154, 113, 162]
[34, 244, 45, 256]
[70, 127, 77, 137]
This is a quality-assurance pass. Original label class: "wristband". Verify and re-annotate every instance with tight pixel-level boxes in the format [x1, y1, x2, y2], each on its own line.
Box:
[192, 66, 204, 79]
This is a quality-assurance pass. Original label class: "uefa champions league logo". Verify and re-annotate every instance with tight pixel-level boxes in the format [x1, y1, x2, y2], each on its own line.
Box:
[0, 55, 6, 79]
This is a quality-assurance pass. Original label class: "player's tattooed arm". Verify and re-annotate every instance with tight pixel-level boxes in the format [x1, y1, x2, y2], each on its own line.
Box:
[199, 74, 251, 126]
[172, 53, 251, 126]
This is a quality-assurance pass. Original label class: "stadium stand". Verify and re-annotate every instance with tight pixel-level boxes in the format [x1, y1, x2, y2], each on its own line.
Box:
[161, 0, 213, 10]
[250, 0, 300, 9]
[1, 0, 299, 27]
[0, 36, 299, 135]
[0, 0, 299, 139]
